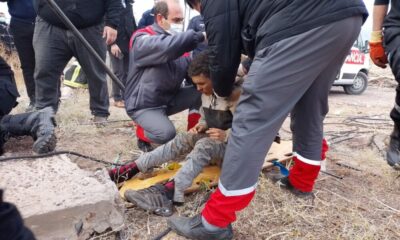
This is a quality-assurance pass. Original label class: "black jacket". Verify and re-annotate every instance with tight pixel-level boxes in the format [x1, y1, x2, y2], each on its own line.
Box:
[187, 15, 207, 57]
[0, 190, 35, 240]
[0, 0, 36, 23]
[0, 56, 13, 76]
[34, 0, 123, 29]
[201, 0, 369, 97]
[115, 0, 137, 55]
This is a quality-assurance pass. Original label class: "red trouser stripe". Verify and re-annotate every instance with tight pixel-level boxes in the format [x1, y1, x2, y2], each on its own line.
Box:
[201, 188, 255, 228]
[288, 156, 321, 192]
[187, 113, 201, 130]
[135, 125, 151, 143]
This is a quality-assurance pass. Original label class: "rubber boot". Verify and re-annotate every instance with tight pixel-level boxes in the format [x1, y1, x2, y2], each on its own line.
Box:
[0, 107, 57, 154]
[387, 124, 400, 170]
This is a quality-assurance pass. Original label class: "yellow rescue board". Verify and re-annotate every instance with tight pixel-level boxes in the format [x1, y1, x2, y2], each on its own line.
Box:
[119, 140, 292, 198]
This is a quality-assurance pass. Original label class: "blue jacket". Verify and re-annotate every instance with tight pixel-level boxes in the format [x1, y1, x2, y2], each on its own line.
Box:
[187, 15, 207, 57]
[1, 0, 36, 23]
[137, 8, 154, 29]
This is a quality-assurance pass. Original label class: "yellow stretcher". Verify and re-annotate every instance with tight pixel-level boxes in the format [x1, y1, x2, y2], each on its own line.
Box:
[119, 140, 293, 198]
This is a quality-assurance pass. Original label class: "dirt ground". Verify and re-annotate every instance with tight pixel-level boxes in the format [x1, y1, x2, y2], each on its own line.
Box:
[3, 50, 400, 240]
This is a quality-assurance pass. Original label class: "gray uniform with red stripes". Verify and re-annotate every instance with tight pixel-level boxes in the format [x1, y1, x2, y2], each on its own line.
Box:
[125, 24, 205, 144]
[198, 0, 368, 228]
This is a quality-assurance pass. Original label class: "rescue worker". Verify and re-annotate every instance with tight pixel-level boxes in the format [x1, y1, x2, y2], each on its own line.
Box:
[33, 0, 123, 124]
[125, 0, 204, 152]
[108, 0, 137, 108]
[0, 56, 56, 155]
[112, 51, 240, 215]
[370, 0, 400, 170]
[166, 0, 368, 239]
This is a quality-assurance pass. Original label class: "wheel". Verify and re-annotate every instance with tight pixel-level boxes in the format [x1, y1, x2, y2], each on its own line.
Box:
[343, 72, 368, 95]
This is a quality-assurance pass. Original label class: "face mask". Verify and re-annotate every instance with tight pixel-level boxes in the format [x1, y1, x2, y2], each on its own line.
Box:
[0, 17, 6, 23]
[169, 23, 183, 34]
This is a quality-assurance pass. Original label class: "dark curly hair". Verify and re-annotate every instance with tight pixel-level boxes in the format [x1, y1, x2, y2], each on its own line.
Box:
[188, 51, 210, 78]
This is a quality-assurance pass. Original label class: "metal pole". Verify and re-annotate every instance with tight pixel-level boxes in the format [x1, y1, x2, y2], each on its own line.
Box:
[45, 0, 125, 90]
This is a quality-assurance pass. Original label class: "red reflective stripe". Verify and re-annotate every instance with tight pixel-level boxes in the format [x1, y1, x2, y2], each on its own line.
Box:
[202, 188, 255, 228]
[288, 156, 320, 192]
[136, 124, 151, 143]
[129, 26, 156, 50]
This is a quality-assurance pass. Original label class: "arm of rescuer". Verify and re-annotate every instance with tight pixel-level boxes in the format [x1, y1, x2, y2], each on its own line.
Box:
[202, 0, 242, 97]
[370, 0, 389, 68]
[103, 0, 124, 45]
[132, 30, 205, 67]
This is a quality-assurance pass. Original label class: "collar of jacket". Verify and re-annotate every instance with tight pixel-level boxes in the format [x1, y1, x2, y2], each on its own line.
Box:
[151, 23, 173, 36]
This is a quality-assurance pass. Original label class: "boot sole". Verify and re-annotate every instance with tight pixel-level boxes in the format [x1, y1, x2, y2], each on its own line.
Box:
[32, 131, 57, 154]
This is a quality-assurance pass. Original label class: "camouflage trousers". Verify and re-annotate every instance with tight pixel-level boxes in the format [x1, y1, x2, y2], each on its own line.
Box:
[136, 132, 226, 203]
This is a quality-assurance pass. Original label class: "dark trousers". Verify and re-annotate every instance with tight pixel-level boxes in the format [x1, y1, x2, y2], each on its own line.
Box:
[201, 17, 363, 227]
[109, 52, 129, 101]
[384, 27, 400, 127]
[9, 19, 36, 104]
[33, 17, 109, 117]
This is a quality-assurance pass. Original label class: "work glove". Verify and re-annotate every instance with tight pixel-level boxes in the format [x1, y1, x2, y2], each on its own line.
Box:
[369, 30, 388, 68]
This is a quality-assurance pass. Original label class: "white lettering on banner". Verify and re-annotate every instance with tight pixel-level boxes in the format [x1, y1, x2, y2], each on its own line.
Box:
[345, 49, 365, 65]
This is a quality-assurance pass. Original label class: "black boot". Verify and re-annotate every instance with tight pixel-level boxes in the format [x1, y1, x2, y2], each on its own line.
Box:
[276, 177, 314, 199]
[137, 139, 153, 152]
[0, 107, 57, 154]
[387, 125, 400, 170]
[167, 214, 233, 240]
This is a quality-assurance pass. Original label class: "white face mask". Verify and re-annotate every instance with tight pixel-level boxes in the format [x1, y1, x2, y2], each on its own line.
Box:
[169, 23, 183, 34]
[0, 17, 6, 23]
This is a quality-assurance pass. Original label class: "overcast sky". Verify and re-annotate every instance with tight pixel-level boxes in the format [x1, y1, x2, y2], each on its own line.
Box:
[0, 0, 374, 39]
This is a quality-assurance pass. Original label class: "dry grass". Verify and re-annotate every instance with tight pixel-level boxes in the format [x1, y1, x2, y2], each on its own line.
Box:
[3, 46, 400, 239]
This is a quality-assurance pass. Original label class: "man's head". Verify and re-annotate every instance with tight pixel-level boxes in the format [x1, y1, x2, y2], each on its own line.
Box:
[154, 0, 184, 33]
[188, 51, 213, 96]
[185, 0, 201, 12]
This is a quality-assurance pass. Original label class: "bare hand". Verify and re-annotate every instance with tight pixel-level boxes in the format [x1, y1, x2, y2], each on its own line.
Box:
[111, 44, 122, 58]
[189, 124, 207, 134]
[103, 26, 117, 45]
[206, 128, 226, 141]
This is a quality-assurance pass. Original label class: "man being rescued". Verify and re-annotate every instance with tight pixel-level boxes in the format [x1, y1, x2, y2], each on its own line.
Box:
[109, 51, 241, 215]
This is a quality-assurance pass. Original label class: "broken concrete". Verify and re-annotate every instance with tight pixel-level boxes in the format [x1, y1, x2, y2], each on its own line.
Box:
[0, 155, 124, 239]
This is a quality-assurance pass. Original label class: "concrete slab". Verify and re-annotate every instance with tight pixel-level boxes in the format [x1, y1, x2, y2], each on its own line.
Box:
[0, 155, 125, 239]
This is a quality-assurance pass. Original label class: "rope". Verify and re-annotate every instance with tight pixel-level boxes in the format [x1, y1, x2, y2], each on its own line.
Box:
[0, 150, 127, 166]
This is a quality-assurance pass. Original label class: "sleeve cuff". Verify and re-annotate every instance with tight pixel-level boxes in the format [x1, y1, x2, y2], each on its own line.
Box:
[370, 30, 383, 42]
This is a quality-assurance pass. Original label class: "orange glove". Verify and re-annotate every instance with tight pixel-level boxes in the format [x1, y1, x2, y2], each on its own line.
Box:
[369, 31, 388, 68]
